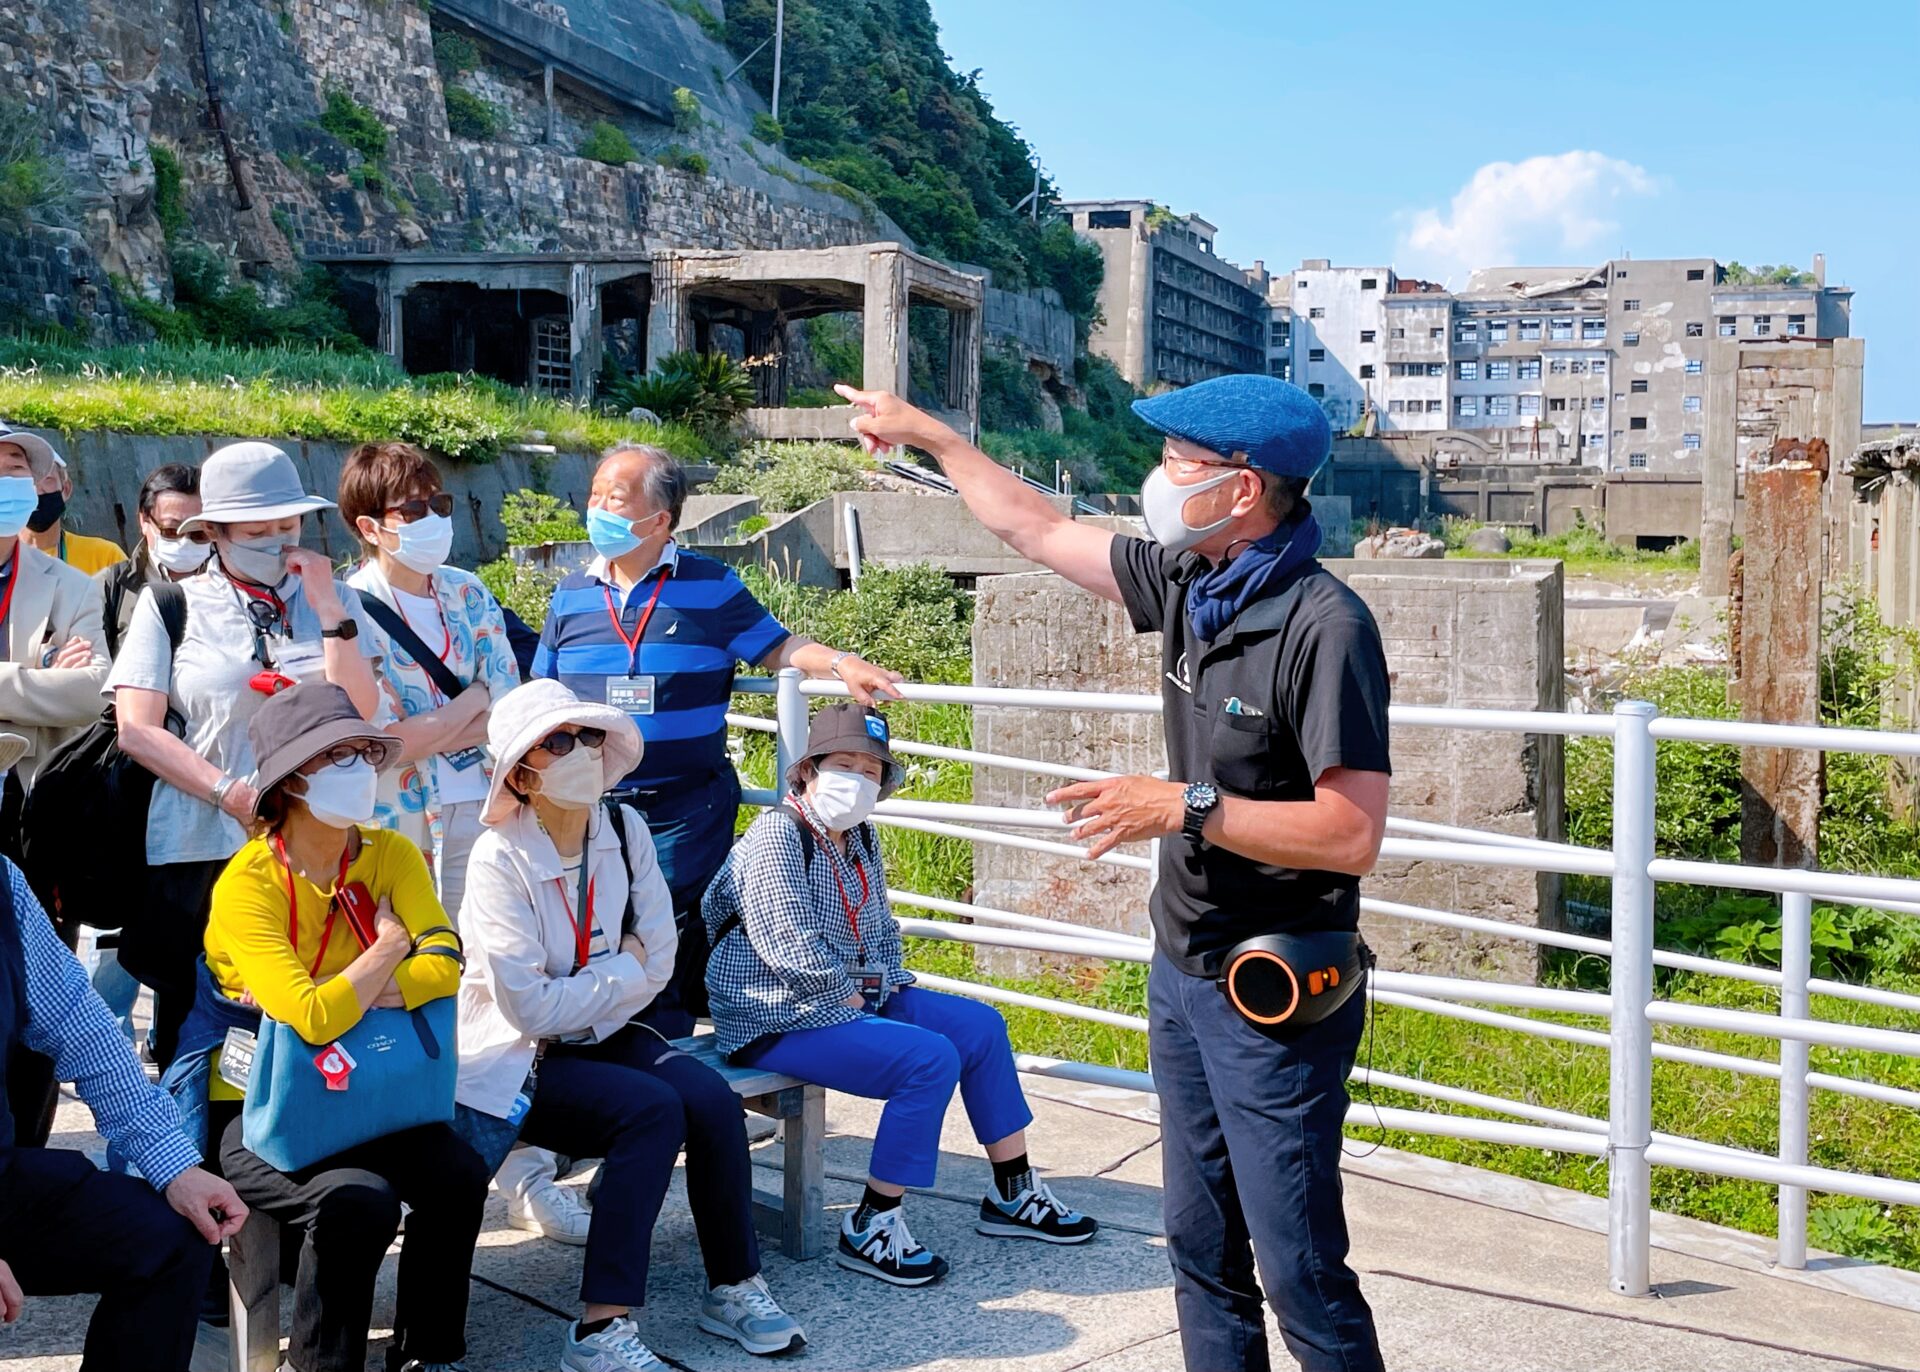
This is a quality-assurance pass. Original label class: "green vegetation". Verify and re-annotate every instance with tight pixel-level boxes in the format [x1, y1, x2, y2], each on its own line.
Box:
[443, 87, 502, 141]
[476, 489, 587, 629]
[577, 120, 638, 167]
[1721, 262, 1816, 287]
[0, 335, 710, 463]
[798, 315, 862, 387]
[707, 439, 873, 512]
[0, 99, 69, 232]
[671, 86, 704, 133]
[1440, 514, 1702, 575]
[606, 349, 754, 433]
[982, 353, 1160, 494]
[318, 86, 389, 164]
[720, 0, 1104, 327]
[657, 145, 710, 176]
[1142, 203, 1180, 235]
[751, 113, 784, 146]
[666, 0, 727, 41]
[431, 28, 481, 76]
[150, 145, 189, 241]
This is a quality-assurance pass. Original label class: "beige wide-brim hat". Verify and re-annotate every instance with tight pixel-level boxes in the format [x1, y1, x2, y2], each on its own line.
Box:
[178, 441, 335, 533]
[482, 679, 642, 827]
[0, 732, 30, 775]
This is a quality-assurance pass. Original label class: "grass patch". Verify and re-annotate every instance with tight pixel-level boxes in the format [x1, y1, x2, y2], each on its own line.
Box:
[1441, 515, 1703, 576]
[707, 439, 874, 512]
[0, 336, 711, 462]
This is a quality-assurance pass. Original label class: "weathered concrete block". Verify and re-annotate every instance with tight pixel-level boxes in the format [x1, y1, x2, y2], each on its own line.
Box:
[969, 559, 1565, 983]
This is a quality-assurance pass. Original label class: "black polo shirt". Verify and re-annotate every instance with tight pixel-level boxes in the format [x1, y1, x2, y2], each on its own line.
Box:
[1109, 535, 1392, 977]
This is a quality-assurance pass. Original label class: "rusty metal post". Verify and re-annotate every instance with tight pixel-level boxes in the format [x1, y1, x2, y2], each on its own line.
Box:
[1737, 439, 1828, 868]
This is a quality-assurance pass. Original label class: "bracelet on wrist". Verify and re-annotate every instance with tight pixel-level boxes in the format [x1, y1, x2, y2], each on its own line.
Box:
[209, 775, 234, 809]
[829, 651, 853, 679]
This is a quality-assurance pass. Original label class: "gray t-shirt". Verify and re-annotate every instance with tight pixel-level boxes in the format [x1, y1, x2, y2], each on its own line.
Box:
[105, 567, 381, 865]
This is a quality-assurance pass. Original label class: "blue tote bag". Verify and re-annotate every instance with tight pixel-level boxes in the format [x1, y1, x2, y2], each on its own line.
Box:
[242, 996, 459, 1173]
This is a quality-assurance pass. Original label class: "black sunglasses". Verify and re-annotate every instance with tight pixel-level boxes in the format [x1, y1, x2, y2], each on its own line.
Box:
[385, 493, 456, 523]
[534, 727, 608, 758]
[155, 523, 212, 545]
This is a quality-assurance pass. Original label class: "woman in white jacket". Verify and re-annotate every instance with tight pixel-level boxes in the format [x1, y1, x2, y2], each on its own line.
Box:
[457, 680, 805, 1369]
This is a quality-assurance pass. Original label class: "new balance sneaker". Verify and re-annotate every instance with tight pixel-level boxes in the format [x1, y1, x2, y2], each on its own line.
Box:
[507, 1173, 592, 1246]
[977, 1178, 1099, 1244]
[698, 1272, 807, 1356]
[835, 1206, 950, 1287]
[560, 1316, 665, 1371]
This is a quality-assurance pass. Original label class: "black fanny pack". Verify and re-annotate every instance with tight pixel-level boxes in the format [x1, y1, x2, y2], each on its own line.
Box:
[1217, 930, 1371, 1029]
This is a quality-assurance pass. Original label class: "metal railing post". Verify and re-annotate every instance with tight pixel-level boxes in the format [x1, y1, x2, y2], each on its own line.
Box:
[1778, 889, 1813, 1268]
[774, 667, 807, 797]
[1609, 700, 1657, 1297]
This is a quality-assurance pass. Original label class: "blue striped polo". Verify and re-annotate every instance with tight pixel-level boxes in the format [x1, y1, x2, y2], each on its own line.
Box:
[533, 544, 789, 788]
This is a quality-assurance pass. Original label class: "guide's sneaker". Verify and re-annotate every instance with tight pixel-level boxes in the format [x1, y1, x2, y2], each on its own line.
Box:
[560, 1316, 665, 1371]
[698, 1272, 807, 1356]
[836, 1206, 950, 1287]
[976, 1178, 1099, 1245]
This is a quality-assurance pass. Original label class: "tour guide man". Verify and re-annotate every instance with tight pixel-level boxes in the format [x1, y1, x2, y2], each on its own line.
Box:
[535, 443, 902, 1036]
[837, 375, 1390, 1372]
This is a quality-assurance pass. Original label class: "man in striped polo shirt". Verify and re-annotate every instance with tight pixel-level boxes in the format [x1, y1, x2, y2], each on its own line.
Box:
[535, 443, 902, 1038]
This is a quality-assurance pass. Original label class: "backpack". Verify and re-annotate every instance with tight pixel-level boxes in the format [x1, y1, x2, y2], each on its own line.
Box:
[706, 803, 876, 952]
[20, 581, 188, 930]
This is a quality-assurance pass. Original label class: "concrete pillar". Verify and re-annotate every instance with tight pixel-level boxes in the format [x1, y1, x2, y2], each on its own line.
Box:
[644, 254, 685, 366]
[543, 64, 556, 145]
[377, 277, 406, 365]
[1702, 339, 1740, 594]
[569, 263, 601, 402]
[1738, 459, 1824, 868]
[947, 302, 981, 441]
[862, 247, 910, 396]
[1826, 338, 1866, 581]
[1125, 235, 1150, 389]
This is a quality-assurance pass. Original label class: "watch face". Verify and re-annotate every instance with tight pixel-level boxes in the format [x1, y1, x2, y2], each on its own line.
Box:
[1185, 782, 1219, 809]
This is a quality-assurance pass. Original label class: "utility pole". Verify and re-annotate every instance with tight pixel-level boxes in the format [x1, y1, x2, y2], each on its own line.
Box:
[771, 0, 785, 124]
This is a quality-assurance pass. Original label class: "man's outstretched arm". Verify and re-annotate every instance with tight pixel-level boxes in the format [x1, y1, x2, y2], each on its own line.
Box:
[837, 384, 1122, 603]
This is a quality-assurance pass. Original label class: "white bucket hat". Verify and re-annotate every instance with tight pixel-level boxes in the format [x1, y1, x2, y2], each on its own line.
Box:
[0, 427, 65, 481]
[178, 441, 334, 533]
[482, 679, 642, 827]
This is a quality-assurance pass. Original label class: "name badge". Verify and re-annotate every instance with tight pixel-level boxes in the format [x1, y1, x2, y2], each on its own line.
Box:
[848, 962, 887, 1004]
[606, 675, 656, 715]
[277, 639, 329, 685]
[218, 1027, 257, 1092]
[442, 746, 487, 772]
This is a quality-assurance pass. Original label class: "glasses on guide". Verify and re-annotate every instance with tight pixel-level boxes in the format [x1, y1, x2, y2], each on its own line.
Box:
[534, 727, 608, 758]
[156, 524, 211, 545]
[314, 742, 381, 769]
[384, 493, 456, 523]
[1160, 448, 1252, 475]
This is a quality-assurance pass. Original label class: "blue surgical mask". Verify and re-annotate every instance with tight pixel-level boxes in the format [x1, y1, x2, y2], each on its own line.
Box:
[587, 505, 645, 559]
[0, 477, 37, 538]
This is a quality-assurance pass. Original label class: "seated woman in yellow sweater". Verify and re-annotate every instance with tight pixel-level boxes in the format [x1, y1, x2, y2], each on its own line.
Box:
[204, 683, 486, 1372]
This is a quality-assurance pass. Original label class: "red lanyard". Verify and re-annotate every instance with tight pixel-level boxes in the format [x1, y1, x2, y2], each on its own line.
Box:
[0, 546, 18, 631]
[555, 868, 597, 972]
[788, 798, 871, 954]
[274, 834, 360, 979]
[226, 570, 287, 621]
[602, 568, 670, 675]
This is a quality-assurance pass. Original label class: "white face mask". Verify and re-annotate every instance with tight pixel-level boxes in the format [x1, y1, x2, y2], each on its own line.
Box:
[383, 513, 454, 575]
[525, 744, 605, 811]
[149, 531, 212, 574]
[808, 767, 882, 831]
[1141, 467, 1239, 554]
[300, 758, 378, 829]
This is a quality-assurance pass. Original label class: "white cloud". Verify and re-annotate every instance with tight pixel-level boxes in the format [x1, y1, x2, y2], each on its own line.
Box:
[1400, 152, 1656, 276]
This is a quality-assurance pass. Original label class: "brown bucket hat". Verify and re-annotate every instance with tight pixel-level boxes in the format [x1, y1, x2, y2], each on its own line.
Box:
[784, 702, 905, 799]
[246, 682, 400, 819]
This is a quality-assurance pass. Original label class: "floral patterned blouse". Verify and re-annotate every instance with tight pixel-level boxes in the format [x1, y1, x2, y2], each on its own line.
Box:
[347, 561, 521, 858]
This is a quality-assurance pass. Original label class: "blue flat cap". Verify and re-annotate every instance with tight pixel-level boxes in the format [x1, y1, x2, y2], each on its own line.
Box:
[1132, 374, 1332, 479]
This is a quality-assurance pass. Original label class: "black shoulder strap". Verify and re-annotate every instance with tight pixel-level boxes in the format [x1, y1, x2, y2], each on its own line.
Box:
[360, 593, 466, 701]
[102, 565, 132, 659]
[601, 798, 639, 938]
[151, 579, 188, 652]
[708, 805, 815, 951]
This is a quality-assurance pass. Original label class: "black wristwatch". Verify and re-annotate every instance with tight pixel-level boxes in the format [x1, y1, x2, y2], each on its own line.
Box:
[320, 619, 359, 641]
[1182, 781, 1220, 844]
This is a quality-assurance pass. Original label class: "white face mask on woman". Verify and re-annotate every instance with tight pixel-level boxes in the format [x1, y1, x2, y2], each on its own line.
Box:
[808, 767, 882, 830]
[385, 513, 455, 575]
[525, 745, 606, 811]
[301, 758, 378, 829]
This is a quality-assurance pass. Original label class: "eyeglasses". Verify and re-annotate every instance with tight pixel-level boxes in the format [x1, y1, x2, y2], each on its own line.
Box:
[384, 493, 456, 523]
[155, 524, 211, 545]
[244, 599, 286, 635]
[1160, 448, 1254, 474]
[311, 742, 382, 769]
[533, 727, 607, 758]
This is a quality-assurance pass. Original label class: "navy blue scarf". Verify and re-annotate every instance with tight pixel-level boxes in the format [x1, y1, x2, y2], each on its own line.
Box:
[1187, 508, 1323, 642]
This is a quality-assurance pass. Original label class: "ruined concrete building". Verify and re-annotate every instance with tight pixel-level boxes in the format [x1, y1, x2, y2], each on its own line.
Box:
[1059, 200, 1270, 389]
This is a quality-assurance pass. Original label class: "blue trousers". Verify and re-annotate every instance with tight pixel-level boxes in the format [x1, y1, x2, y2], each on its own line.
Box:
[738, 987, 1033, 1189]
[1150, 952, 1382, 1372]
[620, 767, 742, 1039]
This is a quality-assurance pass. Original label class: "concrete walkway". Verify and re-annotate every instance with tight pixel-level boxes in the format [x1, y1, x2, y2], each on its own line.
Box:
[6, 1070, 1918, 1372]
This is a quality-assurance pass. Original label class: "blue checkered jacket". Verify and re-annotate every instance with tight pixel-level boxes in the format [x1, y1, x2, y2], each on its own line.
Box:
[702, 796, 914, 1058]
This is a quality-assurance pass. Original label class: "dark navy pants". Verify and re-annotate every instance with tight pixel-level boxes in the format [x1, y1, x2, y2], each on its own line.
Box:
[1149, 952, 1383, 1372]
[620, 767, 742, 1040]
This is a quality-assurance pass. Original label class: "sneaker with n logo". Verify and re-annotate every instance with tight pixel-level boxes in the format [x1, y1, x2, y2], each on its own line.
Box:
[836, 1207, 950, 1287]
[977, 1178, 1099, 1244]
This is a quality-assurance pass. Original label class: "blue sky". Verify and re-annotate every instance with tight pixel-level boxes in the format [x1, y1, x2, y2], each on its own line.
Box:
[930, 0, 1920, 421]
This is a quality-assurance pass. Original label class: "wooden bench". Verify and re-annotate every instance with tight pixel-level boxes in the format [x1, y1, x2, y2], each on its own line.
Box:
[227, 1037, 826, 1372]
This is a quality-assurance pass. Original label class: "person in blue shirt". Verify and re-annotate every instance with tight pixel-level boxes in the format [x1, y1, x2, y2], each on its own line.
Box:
[0, 727, 247, 1369]
[534, 443, 901, 1040]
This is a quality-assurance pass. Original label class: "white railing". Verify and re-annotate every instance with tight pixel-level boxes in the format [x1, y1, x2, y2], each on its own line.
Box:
[730, 669, 1920, 1295]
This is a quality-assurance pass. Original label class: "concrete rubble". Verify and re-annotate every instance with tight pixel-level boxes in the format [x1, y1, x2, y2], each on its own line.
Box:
[1354, 527, 1446, 560]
